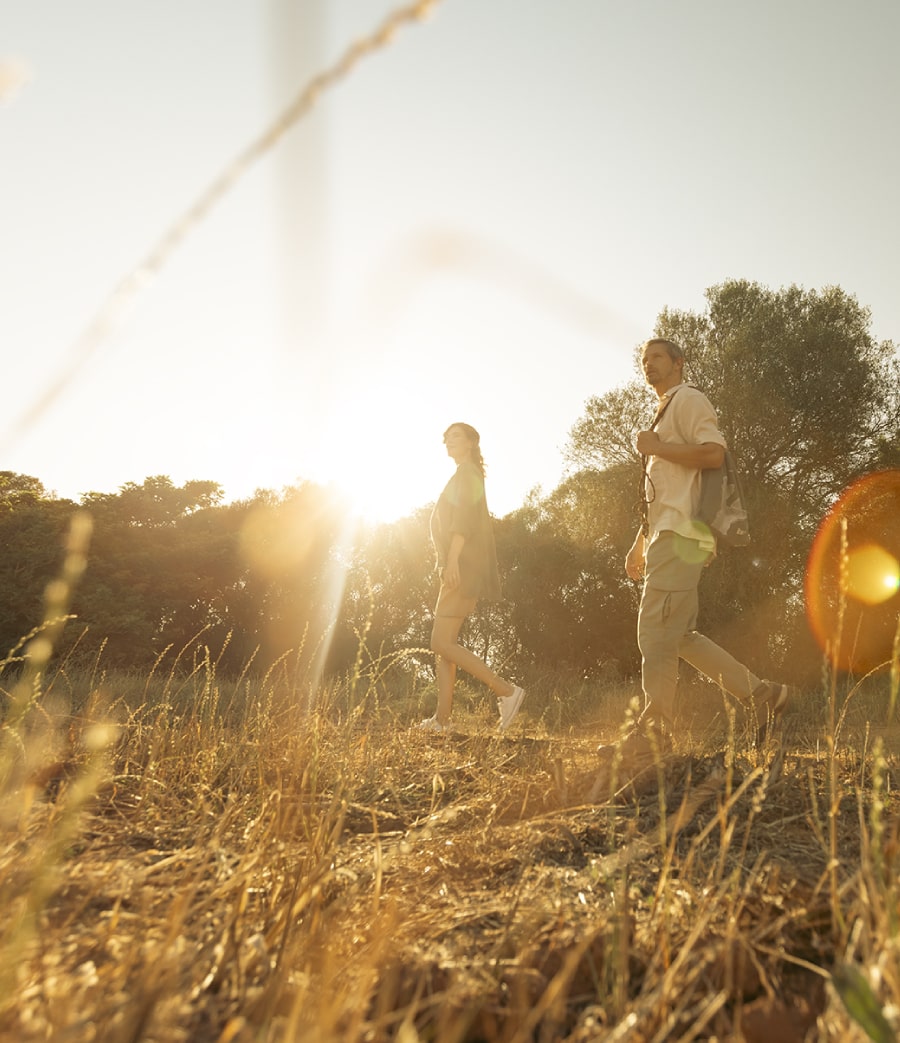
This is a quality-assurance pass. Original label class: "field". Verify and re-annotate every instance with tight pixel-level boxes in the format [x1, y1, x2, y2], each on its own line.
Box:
[2, 655, 900, 1043]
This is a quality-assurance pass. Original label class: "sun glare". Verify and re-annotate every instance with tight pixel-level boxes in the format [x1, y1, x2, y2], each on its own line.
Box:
[292, 369, 449, 527]
[805, 470, 900, 671]
[302, 433, 435, 528]
[845, 543, 900, 606]
[334, 465, 425, 526]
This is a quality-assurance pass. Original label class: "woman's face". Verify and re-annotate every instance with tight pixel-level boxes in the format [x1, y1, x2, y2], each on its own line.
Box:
[443, 425, 475, 463]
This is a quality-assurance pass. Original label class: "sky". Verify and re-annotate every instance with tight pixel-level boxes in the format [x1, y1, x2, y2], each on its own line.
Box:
[2, 0, 899, 524]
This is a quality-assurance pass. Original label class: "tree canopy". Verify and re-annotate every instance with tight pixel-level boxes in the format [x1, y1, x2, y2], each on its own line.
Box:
[563, 279, 899, 679]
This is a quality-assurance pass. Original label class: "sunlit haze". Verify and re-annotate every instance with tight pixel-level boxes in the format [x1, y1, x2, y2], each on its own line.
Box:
[805, 471, 900, 672]
[2, 1, 898, 523]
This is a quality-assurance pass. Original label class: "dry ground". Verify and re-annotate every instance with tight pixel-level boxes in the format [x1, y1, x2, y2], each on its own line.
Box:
[2, 700, 900, 1042]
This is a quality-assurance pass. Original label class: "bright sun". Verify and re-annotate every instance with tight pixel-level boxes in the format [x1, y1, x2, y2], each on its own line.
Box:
[306, 402, 440, 527]
[328, 455, 429, 526]
[285, 332, 516, 527]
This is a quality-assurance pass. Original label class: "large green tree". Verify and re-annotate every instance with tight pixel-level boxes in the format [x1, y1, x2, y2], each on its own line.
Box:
[563, 280, 899, 681]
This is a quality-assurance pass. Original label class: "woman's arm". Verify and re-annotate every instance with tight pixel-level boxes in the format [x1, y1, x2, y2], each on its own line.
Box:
[443, 532, 466, 588]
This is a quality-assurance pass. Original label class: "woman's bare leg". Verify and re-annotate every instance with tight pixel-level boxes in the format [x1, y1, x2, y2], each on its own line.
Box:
[431, 616, 514, 718]
[435, 650, 457, 724]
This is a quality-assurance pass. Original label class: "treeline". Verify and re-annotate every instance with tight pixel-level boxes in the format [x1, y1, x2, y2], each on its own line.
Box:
[0, 474, 638, 686]
[2, 280, 898, 689]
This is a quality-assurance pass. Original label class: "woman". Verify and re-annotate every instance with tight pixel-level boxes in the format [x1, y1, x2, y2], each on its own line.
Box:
[421, 422, 525, 733]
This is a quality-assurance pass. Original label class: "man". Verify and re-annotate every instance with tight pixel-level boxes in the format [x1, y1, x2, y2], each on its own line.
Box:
[602, 338, 787, 771]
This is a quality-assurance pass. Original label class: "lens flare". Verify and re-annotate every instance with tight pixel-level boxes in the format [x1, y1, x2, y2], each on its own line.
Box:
[845, 543, 900, 606]
[238, 484, 357, 690]
[805, 470, 900, 672]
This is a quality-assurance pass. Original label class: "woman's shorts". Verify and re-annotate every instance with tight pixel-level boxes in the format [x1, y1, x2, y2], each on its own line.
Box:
[435, 582, 477, 619]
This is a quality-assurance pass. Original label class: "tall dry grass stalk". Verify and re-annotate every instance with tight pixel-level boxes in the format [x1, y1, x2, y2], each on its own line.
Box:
[12, 0, 444, 447]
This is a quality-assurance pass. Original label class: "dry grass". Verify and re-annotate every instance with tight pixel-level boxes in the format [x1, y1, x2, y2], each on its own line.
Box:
[2, 645, 900, 1043]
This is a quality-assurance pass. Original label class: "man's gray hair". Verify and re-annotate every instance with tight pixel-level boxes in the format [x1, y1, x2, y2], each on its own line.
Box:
[645, 338, 685, 363]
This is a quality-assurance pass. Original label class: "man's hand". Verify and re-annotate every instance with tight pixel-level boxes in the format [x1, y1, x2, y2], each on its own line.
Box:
[636, 430, 661, 456]
[625, 538, 646, 582]
[637, 431, 726, 470]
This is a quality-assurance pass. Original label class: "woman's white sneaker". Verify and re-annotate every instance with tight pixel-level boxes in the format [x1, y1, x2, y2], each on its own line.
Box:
[498, 686, 526, 733]
[419, 715, 450, 734]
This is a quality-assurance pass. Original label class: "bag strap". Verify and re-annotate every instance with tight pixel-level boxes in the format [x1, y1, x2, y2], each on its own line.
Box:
[639, 389, 680, 538]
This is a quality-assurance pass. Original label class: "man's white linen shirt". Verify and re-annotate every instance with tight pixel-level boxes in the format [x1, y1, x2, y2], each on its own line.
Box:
[645, 382, 727, 552]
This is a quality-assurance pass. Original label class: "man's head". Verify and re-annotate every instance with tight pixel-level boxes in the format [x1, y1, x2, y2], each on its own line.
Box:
[640, 338, 685, 395]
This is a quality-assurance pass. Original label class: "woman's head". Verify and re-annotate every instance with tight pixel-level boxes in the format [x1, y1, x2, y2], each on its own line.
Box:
[443, 422, 486, 475]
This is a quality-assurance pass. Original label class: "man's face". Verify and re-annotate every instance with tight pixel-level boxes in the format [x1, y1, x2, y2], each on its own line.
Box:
[641, 342, 682, 392]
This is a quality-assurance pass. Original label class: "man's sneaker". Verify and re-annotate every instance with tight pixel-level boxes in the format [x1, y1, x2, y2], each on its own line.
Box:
[596, 725, 672, 761]
[419, 715, 450, 734]
[591, 725, 672, 801]
[754, 681, 789, 746]
[498, 686, 525, 733]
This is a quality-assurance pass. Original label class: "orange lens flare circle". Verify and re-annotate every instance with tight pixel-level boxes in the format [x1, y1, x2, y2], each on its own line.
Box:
[805, 470, 900, 672]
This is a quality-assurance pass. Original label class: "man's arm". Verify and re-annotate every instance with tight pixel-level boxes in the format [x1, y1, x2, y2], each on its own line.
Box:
[635, 431, 725, 469]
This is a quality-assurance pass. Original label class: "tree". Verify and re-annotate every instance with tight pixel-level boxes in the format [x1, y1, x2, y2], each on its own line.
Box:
[81, 475, 223, 527]
[499, 507, 638, 678]
[565, 384, 656, 472]
[0, 488, 78, 661]
[661, 282, 900, 516]
[563, 280, 900, 681]
[335, 508, 436, 679]
[226, 483, 360, 681]
[0, 471, 50, 511]
[71, 477, 232, 667]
